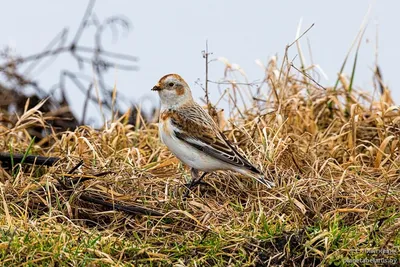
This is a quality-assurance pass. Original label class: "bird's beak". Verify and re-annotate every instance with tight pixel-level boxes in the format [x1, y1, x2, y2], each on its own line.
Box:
[152, 84, 161, 91]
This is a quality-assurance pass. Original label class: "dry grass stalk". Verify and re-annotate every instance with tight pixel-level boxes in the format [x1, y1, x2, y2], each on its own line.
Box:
[0, 54, 399, 265]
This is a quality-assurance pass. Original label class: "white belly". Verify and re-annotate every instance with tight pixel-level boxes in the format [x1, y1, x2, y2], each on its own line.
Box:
[159, 122, 229, 172]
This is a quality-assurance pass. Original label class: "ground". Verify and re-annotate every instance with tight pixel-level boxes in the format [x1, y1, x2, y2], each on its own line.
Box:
[1, 59, 399, 266]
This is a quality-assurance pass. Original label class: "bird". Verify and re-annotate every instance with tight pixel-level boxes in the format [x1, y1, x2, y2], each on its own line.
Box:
[152, 73, 275, 191]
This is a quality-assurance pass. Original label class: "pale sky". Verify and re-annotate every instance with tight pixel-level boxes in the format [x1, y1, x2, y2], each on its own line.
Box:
[1, 1, 399, 124]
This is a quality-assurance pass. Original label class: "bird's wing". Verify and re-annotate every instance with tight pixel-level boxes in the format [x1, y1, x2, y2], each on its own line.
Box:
[168, 104, 261, 174]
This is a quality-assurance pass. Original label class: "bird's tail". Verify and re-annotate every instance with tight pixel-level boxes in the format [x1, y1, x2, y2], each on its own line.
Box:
[254, 174, 275, 188]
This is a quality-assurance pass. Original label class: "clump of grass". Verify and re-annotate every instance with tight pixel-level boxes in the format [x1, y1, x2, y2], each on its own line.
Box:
[0, 49, 399, 266]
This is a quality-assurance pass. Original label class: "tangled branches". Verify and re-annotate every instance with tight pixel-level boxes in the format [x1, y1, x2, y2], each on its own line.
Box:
[0, 0, 140, 140]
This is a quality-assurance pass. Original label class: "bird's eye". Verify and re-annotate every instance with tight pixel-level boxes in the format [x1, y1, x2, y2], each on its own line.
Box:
[168, 82, 174, 87]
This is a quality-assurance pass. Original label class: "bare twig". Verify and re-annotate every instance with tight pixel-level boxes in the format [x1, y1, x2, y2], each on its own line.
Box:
[290, 63, 326, 90]
[0, 152, 60, 166]
[202, 41, 211, 108]
[0, 0, 140, 129]
[79, 194, 164, 217]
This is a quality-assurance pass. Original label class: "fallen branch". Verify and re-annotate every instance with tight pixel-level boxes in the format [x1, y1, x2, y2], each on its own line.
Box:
[0, 152, 60, 166]
[79, 193, 164, 217]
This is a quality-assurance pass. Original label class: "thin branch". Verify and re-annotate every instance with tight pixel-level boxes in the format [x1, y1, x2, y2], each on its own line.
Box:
[79, 194, 164, 217]
[0, 0, 140, 131]
[72, 0, 96, 45]
[288, 23, 315, 48]
[203, 40, 210, 107]
[81, 83, 94, 125]
[290, 63, 326, 90]
[0, 152, 60, 166]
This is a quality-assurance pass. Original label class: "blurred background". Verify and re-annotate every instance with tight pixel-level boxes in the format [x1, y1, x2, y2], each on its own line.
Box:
[0, 0, 398, 127]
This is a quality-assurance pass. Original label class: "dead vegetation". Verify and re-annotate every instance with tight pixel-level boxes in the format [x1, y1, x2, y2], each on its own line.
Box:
[0, 0, 141, 143]
[0, 2, 400, 266]
[0, 47, 399, 265]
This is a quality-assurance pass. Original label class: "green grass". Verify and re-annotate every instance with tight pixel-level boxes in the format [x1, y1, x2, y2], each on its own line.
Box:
[1, 44, 400, 265]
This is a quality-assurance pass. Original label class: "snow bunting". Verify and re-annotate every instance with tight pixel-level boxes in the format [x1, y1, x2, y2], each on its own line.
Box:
[152, 74, 275, 189]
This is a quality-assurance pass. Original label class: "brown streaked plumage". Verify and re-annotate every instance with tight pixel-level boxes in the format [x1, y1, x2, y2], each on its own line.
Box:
[152, 73, 275, 190]
[168, 102, 262, 174]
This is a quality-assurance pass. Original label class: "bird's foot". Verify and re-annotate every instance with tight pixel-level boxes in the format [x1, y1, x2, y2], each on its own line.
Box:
[183, 171, 209, 198]
[184, 180, 209, 189]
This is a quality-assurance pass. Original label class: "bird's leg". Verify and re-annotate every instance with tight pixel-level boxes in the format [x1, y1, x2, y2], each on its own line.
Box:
[183, 168, 209, 198]
[196, 171, 208, 185]
[185, 168, 199, 190]
[186, 168, 208, 188]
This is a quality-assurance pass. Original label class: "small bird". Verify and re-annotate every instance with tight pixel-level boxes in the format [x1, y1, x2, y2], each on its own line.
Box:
[152, 74, 275, 190]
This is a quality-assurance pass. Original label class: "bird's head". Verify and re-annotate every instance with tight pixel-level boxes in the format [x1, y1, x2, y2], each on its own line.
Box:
[152, 74, 193, 109]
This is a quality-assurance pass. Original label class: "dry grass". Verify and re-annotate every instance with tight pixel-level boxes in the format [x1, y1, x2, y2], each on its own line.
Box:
[0, 54, 400, 266]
